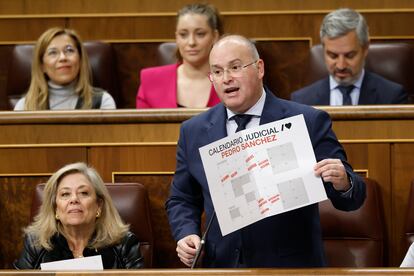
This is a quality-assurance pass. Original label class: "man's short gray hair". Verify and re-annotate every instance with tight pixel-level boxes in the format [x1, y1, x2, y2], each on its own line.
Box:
[320, 8, 369, 47]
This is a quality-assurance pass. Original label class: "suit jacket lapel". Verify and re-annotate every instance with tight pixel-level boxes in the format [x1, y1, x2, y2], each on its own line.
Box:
[358, 72, 378, 104]
[260, 89, 288, 125]
[206, 104, 228, 143]
[319, 78, 331, 105]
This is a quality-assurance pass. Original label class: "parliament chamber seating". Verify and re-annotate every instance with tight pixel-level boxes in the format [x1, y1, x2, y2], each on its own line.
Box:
[30, 183, 154, 268]
[305, 43, 414, 103]
[319, 178, 385, 267]
[157, 42, 177, 65]
[6, 41, 120, 109]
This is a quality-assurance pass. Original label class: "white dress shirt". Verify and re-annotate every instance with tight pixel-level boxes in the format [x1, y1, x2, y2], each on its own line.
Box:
[226, 89, 266, 134]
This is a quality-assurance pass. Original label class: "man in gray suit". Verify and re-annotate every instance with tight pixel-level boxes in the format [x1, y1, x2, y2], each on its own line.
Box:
[291, 8, 407, 105]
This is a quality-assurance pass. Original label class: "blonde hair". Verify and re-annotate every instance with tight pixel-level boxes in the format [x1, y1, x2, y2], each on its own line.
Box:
[24, 27, 94, 110]
[25, 162, 129, 250]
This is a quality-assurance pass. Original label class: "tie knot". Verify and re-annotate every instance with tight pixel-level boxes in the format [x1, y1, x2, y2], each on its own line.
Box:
[233, 114, 253, 132]
[337, 85, 355, 95]
[337, 85, 355, 105]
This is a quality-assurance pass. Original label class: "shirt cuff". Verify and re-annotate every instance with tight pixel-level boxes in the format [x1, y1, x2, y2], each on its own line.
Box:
[339, 174, 354, 198]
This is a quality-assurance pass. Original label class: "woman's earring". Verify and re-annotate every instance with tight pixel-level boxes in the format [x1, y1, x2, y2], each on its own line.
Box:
[55, 214, 59, 220]
[96, 210, 101, 218]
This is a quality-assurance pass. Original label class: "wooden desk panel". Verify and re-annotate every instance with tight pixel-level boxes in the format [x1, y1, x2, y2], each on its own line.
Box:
[88, 146, 177, 180]
[0, 107, 413, 268]
[0, 147, 87, 173]
[1, 268, 414, 275]
[393, 144, 414, 265]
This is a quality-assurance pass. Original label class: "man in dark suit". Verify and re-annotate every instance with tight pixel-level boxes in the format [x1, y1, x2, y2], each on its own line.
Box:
[166, 35, 366, 268]
[291, 8, 407, 105]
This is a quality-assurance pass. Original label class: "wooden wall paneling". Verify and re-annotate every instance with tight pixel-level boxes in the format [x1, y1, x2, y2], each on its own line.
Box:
[212, 0, 414, 10]
[87, 146, 177, 181]
[2, 0, 414, 14]
[63, 12, 414, 46]
[392, 144, 414, 266]
[69, 17, 175, 41]
[332, 120, 414, 140]
[0, 0, 187, 14]
[223, 14, 322, 43]
[341, 144, 369, 172]
[0, 123, 180, 144]
[112, 43, 168, 108]
[256, 40, 310, 99]
[341, 143, 392, 213]
[2, 12, 410, 44]
[364, 13, 414, 37]
[0, 8, 414, 44]
[0, 18, 67, 43]
[367, 144, 392, 266]
[0, 147, 86, 173]
[0, 175, 51, 268]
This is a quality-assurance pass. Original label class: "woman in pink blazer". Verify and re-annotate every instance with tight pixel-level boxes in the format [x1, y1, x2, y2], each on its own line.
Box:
[136, 3, 222, 108]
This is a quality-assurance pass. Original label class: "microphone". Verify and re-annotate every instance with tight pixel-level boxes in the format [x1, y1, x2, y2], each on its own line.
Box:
[191, 212, 216, 269]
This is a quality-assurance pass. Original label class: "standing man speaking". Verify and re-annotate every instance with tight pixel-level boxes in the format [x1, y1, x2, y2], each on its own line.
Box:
[166, 34, 365, 268]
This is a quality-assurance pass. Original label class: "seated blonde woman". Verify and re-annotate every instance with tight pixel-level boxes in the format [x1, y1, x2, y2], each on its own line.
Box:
[14, 27, 116, 110]
[14, 162, 143, 269]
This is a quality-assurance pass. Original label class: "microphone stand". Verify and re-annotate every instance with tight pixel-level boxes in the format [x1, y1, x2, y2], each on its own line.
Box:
[191, 212, 216, 269]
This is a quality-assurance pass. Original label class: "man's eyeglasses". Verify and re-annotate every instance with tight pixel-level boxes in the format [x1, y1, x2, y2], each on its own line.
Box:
[209, 60, 258, 81]
[44, 45, 78, 60]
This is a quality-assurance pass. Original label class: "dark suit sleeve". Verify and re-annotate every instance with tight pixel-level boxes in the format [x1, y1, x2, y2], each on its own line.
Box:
[289, 80, 328, 106]
[165, 122, 204, 241]
[378, 73, 408, 104]
[290, 88, 312, 104]
[392, 86, 408, 104]
[290, 91, 299, 101]
[306, 109, 366, 211]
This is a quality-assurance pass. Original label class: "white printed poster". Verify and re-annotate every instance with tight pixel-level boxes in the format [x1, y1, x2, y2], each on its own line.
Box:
[199, 114, 327, 236]
[40, 255, 103, 271]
